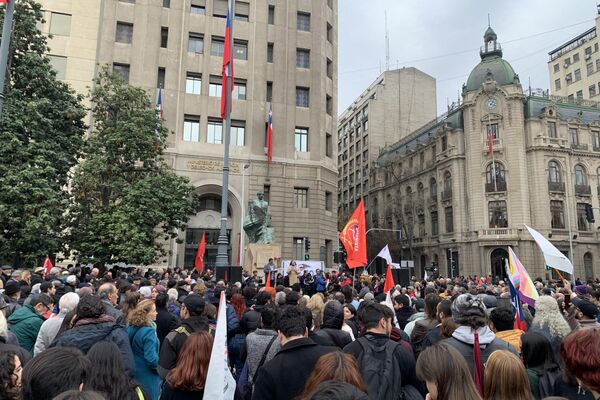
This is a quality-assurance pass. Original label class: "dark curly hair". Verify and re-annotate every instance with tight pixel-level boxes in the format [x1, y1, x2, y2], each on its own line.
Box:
[75, 294, 105, 320]
[0, 350, 19, 400]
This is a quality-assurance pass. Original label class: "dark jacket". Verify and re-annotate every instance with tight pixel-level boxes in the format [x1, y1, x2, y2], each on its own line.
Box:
[52, 315, 135, 377]
[252, 337, 336, 400]
[395, 307, 414, 330]
[410, 317, 438, 357]
[312, 301, 352, 349]
[441, 335, 517, 375]
[158, 315, 209, 379]
[240, 308, 262, 334]
[101, 299, 125, 325]
[7, 304, 45, 355]
[0, 336, 31, 366]
[156, 307, 180, 346]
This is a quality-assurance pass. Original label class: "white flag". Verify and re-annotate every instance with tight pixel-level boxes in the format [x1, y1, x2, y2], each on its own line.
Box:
[376, 245, 392, 265]
[525, 224, 573, 274]
[424, 271, 428, 281]
[203, 291, 236, 400]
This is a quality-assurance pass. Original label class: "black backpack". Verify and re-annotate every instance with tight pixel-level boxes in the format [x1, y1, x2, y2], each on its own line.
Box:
[356, 335, 404, 400]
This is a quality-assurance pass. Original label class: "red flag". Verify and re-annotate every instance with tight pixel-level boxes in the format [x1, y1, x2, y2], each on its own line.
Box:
[266, 104, 273, 163]
[383, 264, 394, 293]
[0, 1, 9, 3]
[195, 232, 206, 273]
[487, 127, 494, 154]
[265, 272, 272, 288]
[43, 256, 53, 278]
[220, 0, 234, 119]
[339, 199, 367, 268]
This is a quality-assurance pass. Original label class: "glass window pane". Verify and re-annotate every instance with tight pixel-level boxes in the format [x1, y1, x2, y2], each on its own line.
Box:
[48, 55, 67, 80]
[211, 38, 224, 56]
[50, 12, 71, 36]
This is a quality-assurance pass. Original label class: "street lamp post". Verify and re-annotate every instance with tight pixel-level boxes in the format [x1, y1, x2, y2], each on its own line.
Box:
[239, 164, 249, 268]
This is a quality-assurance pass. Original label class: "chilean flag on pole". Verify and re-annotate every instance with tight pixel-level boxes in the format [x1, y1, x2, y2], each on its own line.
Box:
[195, 232, 206, 273]
[156, 88, 164, 119]
[43, 256, 54, 279]
[487, 126, 494, 154]
[266, 104, 273, 163]
[220, 0, 234, 120]
[507, 268, 528, 331]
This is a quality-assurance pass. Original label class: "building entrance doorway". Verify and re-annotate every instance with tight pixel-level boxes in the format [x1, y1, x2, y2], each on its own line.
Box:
[490, 248, 508, 279]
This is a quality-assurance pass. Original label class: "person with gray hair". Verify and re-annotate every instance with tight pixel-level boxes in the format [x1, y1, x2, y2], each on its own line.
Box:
[275, 291, 286, 306]
[97, 283, 124, 325]
[33, 292, 79, 356]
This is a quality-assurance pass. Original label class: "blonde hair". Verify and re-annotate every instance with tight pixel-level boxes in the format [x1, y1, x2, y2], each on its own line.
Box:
[531, 296, 571, 339]
[127, 299, 155, 327]
[307, 294, 326, 330]
[484, 350, 534, 400]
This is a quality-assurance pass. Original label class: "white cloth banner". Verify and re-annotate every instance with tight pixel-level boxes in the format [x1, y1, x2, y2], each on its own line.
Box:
[525, 224, 573, 274]
[203, 291, 236, 400]
[281, 260, 324, 276]
[376, 245, 393, 265]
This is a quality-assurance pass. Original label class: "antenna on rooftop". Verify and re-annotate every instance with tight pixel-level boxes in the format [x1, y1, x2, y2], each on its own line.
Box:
[488, 13, 491, 27]
[385, 10, 390, 71]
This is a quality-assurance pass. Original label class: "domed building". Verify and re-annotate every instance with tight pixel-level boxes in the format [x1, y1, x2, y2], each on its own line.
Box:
[370, 26, 600, 281]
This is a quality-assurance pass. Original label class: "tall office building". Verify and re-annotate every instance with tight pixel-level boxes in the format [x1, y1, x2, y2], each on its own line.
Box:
[39, 0, 338, 269]
[337, 68, 436, 222]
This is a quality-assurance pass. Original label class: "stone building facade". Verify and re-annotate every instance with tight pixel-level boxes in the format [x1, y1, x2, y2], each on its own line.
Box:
[39, 0, 338, 268]
[371, 27, 600, 280]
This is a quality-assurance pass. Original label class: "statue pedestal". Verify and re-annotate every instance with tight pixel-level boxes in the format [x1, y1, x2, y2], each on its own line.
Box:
[244, 243, 281, 275]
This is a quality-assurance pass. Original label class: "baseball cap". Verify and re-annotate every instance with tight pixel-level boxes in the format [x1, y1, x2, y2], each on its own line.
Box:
[572, 297, 599, 319]
[183, 294, 205, 316]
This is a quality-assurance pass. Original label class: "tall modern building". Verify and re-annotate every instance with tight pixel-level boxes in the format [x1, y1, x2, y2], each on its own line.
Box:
[39, 0, 338, 269]
[371, 27, 600, 281]
[548, 7, 600, 101]
[337, 68, 436, 223]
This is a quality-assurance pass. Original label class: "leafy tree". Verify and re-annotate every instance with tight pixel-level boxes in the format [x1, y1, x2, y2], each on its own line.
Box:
[0, 0, 86, 267]
[67, 67, 198, 265]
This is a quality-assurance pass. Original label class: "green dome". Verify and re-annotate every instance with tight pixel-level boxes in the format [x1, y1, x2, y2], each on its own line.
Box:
[465, 56, 520, 92]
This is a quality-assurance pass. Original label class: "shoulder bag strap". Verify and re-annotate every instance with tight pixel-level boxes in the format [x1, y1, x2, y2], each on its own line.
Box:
[257, 335, 278, 370]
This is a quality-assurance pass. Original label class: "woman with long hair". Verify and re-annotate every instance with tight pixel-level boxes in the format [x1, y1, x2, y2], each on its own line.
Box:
[297, 351, 367, 400]
[307, 294, 325, 330]
[126, 299, 160, 400]
[86, 341, 146, 400]
[521, 331, 561, 399]
[416, 343, 481, 400]
[530, 296, 571, 357]
[122, 291, 141, 323]
[484, 350, 534, 400]
[229, 293, 247, 380]
[0, 350, 22, 400]
[160, 332, 214, 400]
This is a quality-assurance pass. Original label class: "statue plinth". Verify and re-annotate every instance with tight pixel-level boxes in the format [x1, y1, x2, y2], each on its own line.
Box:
[244, 243, 281, 275]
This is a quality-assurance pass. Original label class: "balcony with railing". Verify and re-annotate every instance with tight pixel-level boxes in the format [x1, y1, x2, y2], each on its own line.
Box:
[483, 138, 503, 153]
[485, 181, 507, 193]
[548, 181, 565, 193]
[571, 143, 589, 151]
[478, 228, 518, 239]
[575, 184, 592, 196]
[441, 190, 452, 201]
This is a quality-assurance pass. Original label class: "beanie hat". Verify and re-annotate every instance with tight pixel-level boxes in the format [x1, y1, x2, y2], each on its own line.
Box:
[4, 280, 21, 296]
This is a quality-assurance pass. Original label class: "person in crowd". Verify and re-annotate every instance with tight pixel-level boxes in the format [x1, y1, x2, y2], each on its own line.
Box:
[315, 270, 326, 294]
[0, 350, 22, 400]
[530, 296, 571, 357]
[421, 299, 452, 351]
[0, 311, 30, 366]
[241, 290, 271, 335]
[297, 351, 368, 399]
[489, 307, 525, 353]
[411, 293, 441, 357]
[520, 331, 561, 399]
[158, 294, 209, 378]
[393, 294, 414, 330]
[3, 280, 22, 317]
[288, 261, 299, 287]
[122, 291, 141, 323]
[302, 381, 370, 400]
[312, 300, 353, 348]
[571, 296, 600, 329]
[155, 293, 179, 346]
[126, 299, 161, 400]
[441, 294, 516, 394]
[229, 292, 247, 379]
[87, 341, 147, 400]
[34, 292, 79, 356]
[307, 293, 325, 330]
[404, 298, 426, 337]
[52, 390, 107, 400]
[8, 293, 53, 355]
[160, 331, 213, 400]
[245, 304, 281, 388]
[97, 282, 125, 325]
[252, 305, 336, 400]
[21, 347, 91, 400]
[344, 301, 423, 399]
[416, 343, 482, 400]
[166, 288, 181, 317]
[52, 294, 135, 377]
[561, 327, 600, 400]
[483, 350, 535, 400]
[343, 303, 358, 339]
[264, 258, 276, 284]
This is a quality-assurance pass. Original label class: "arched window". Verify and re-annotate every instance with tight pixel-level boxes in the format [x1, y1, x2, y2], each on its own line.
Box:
[575, 164, 587, 186]
[548, 161, 561, 183]
[597, 167, 600, 187]
[485, 162, 505, 185]
[430, 178, 437, 198]
[443, 171, 452, 192]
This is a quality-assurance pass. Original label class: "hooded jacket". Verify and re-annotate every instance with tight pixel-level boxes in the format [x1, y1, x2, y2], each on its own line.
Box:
[8, 305, 45, 355]
[312, 301, 352, 349]
[158, 315, 209, 379]
[495, 329, 525, 353]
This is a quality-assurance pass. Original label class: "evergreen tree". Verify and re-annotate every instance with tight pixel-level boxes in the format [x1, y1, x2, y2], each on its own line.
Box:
[67, 67, 198, 265]
[0, 0, 86, 266]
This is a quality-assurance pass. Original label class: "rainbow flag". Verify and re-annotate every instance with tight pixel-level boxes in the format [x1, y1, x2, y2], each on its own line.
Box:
[507, 246, 539, 307]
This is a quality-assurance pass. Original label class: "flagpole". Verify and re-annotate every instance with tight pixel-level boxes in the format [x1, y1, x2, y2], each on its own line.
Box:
[489, 115, 497, 192]
[0, 0, 15, 115]
[215, 0, 234, 272]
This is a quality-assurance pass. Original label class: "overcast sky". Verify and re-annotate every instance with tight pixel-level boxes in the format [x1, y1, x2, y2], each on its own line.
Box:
[338, 0, 598, 116]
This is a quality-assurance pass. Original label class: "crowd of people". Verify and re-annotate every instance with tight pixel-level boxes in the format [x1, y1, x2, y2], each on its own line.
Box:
[0, 262, 599, 400]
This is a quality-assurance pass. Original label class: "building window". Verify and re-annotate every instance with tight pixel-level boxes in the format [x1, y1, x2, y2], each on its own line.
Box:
[234, 1, 249, 21]
[555, 79, 561, 90]
[296, 48, 310, 68]
[430, 178, 437, 198]
[296, 87, 309, 107]
[188, 33, 204, 54]
[325, 191, 332, 211]
[485, 161, 506, 191]
[592, 131, 600, 149]
[576, 90, 583, 99]
[575, 69, 582, 81]
[266, 81, 273, 102]
[294, 188, 308, 208]
[591, 85, 597, 97]
[597, 59, 600, 71]
[183, 116, 200, 142]
[327, 58, 333, 79]
[326, 133, 332, 157]
[49, 12, 71, 36]
[232, 79, 246, 100]
[113, 63, 130, 83]
[294, 127, 308, 152]
[327, 22, 333, 43]
[48, 55, 67, 80]
[443, 171, 452, 193]
[267, 42, 274, 63]
[119, 0, 135, 3]
[263, 185, 270, 203]
[234, 40, 248, 60]
[489, 200, 508, 228]
[191, 0, 206, 15]
[547, 121, 557, 138]
[160, 27, 168, 48]
[569, 128, 579, 145]
[163, 0, 170, 7]
[553, 63, 559, 73]
[115, 22, 133, 44]
[297, 12, 310, 31]
[548, 161, 561, 183]
[551, 200, 565, 229]
[487, 123, 499, 139]
[431, 211, 438, 236]
[441, 135, 447, 151]
[231, 120, 245, 146]
[326, 95, 333, 116]
[268, 5, 275, 24]
[209, 75, 222, 97]
[185, 73, 202, 95]
[575, 164, 587, 185]
[573, 53, 580, 62]
[577, 203, 590, 231]
[213, 0, 227, 17]
[157, 67, 165, 88]
[207, 119, 223, 144]
[293, 238, 304, 260]
[588, 62, 594, 76]
[444, 207, 454, 233]
[566, 73, 572, 84]
[211, 37, 224, 56]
